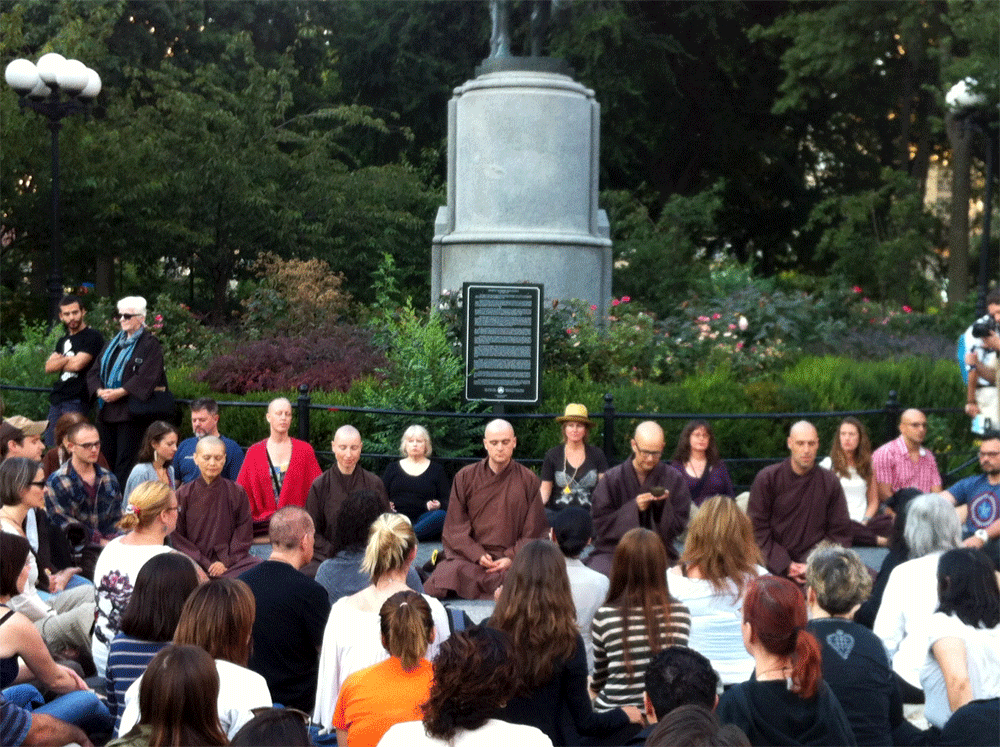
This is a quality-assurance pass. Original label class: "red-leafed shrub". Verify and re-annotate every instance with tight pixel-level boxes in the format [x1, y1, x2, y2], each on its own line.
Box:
[196, 327, 385, 394]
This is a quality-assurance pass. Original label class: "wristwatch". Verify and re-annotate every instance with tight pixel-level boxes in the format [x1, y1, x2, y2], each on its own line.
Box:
[974, 528, 990, 544]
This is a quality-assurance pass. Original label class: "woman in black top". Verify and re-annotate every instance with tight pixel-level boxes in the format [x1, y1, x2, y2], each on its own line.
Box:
[539, 404, 608, 514]
[380, 425, 449, 540]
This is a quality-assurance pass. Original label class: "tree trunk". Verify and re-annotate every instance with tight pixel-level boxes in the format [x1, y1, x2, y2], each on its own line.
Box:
[947, 112, 972, 304]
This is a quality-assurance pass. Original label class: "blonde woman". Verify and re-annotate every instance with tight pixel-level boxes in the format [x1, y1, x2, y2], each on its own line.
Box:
[381, 425, 450, 540]
[313, 513, 450, 732]
[91, 481, 180, 678]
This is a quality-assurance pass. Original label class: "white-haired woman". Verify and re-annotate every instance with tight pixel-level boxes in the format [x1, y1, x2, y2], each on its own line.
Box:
[87, 295, 169, 487]
[381, 425, 450, 541]
[874, 492, 962, 698]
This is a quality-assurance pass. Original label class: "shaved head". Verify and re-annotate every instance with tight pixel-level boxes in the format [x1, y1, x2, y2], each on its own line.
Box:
[900, 408, 924, 425]
[484, 419, 514, 438]
[787, 420, 819, 475]
[789, 420, 817, 441]
[634, 421, 664, 443]
[334, 425, 361, 443]
[194, 435, 225, 456]
[267, 397, 291, 415]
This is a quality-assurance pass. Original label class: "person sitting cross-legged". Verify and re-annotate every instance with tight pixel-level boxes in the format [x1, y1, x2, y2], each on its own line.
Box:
[171, 437, 260, 578]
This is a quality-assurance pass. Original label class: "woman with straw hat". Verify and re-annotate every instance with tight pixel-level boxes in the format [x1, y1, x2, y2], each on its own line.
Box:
[540, 404, 609, 515]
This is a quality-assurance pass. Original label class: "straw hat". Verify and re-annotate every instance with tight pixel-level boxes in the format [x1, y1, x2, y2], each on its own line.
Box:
[555, 403, 595, 428]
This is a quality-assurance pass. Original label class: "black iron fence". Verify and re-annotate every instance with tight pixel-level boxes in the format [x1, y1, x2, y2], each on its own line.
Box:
[1, 382, 975, 492]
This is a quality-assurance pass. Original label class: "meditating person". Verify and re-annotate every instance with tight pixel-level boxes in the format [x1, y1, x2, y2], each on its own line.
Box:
[108, 645, 227, 747]
[667, 495, 764, 685]
[491, 539, 641, 746]
[919, 547, 1000, 731]
[118, 578, 272, 740]
[314, 491, 423, 606]
[587, 421, 690, 575]
[715, 575, 856, 746]
[171, 436, 259, 578]
[804, 545, 910, 746]
[381, 424, 450, 541]
[669, 420, 734, 507]
[332, 590, 435, 747]
[874, 492, 962, 697]
[91, 481, 178, 678]
[237, 397, 322, 536]
[121, 421, 178, 507]
[424, 419, 547, 600]
[539, 404, 608, 513]
[230, 708, 311, 747]
[819, 417, 891, 546]
[313, 513, 450, 732]
[378, 627, 553, 747]
[1, 533, 113, 737]
[105, 553, 200, 735]
[0, 457, 94, 660]
[591, 528, 691, 713]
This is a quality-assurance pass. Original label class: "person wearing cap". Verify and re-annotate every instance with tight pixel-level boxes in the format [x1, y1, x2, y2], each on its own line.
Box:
[1, 417, 47, 462]
[539, 404, 609, 516]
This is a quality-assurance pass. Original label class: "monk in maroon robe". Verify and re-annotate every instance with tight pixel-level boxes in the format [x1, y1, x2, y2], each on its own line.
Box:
[586, 421, 690, 576]
[172, 436, 260, 578]
[424, 420, 548, 600]
[748, 420, 852, 583]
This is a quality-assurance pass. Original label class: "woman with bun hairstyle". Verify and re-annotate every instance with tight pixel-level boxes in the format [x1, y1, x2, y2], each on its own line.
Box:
[716, 575, 856, 746]
[590, 528, 691, 712]
[122, 421, 179, 507]
[91, 481, 179, 678]
[108, 644, 227, 747]
[332, 590, 435, 747]
[379, 626, 552, 746]
[314, 513, 450, 732]
[491, 539, 641, 745]
[118, 578, 272, 740]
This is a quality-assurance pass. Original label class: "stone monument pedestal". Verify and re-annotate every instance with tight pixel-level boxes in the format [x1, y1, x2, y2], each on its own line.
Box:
[431, 62, 612, 312]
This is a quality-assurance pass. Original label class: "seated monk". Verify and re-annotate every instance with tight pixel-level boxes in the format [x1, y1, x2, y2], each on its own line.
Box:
[424, 419, 548, 600]
[172, 436, 260, 578]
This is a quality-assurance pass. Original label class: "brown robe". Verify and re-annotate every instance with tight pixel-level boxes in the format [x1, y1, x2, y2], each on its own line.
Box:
[586, 460, 691, 576]
[304, 465, 389, 570]
[747, 459, 853, 577]
[172, 476, 260, 578]
[424, 458, 548, 600]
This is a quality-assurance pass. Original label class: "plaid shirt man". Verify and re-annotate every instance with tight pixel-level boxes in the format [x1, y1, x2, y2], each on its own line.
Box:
[44, 459, 123, 542]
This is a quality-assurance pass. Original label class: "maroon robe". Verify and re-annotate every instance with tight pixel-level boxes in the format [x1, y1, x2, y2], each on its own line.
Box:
[172, 476, 260, 578]
[304, 465, 389, 572]
[747, 459, 853, 577]
[424, 458, 547, 600]
[586, 460, 690, 576]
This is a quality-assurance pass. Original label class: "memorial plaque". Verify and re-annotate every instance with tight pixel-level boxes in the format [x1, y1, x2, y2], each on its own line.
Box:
[464, 283, 542, 404]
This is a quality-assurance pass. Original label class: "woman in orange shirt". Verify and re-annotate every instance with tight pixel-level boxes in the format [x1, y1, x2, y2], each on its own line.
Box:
[332, 590, 434, 747]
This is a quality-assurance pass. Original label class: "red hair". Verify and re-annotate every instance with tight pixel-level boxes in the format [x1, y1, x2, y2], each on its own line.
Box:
[743, 576, 821, 699]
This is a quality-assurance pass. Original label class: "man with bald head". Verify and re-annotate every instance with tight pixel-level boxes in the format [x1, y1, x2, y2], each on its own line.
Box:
[237, 397, 322, 536]
[748, 421, 852, 583]
[424, 419, 547, 599]
[304, 425, 389, 576]
[586, 421, 691, 576]
[872, 408, 942, 501]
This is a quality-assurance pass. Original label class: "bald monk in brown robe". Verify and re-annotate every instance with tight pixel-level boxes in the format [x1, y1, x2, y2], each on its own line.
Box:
[748, 420, 852, 584]
[424, 419, 548, 600]
[586, 420, 690, 576]
[303, 425, 389, 577]
[172, 436, 260, 578]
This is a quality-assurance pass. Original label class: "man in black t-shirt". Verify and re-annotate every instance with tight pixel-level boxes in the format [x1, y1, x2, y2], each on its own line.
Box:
[44, 295, 104, 446]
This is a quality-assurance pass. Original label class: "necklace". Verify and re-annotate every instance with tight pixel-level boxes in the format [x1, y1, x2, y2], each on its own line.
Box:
[562, 450, 582, 494]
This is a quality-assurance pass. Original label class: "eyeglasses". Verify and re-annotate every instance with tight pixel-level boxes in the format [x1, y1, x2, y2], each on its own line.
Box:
[115, 313, 139, 320]
[74, 441, 101, 450]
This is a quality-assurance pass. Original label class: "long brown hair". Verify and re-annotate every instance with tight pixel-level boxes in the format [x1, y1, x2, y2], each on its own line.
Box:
[743, 576, 822, 699]
[828, 417, 873, 483]
[134, 644, 227, 747]
[135, 420, 180, 466]
[173, 579, 255, 667]
[679, 496, 762, 597]
[380, 590, 434, 671]
[671, 420, 721, 466]
[606, 528, 678, 676]
[489, 539, 579, 690]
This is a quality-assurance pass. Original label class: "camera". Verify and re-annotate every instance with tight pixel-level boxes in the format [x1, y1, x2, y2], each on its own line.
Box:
[971, 314, 999, 338]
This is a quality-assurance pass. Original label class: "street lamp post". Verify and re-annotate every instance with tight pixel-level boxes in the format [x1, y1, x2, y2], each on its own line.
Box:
[5, 53, 101, 325]
[947, 78, 997, 316]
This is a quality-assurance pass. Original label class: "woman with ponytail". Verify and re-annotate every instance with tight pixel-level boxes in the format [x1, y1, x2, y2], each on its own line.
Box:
[313, 514, 450, 732]
[91, 481, 179, 677]
[716, 575, 856, 746]
[332, 591, 435, 746]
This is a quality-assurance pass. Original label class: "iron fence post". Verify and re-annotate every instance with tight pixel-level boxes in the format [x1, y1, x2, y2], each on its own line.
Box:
[297, 384, 311, 442]
[884, 390, 900, 444]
